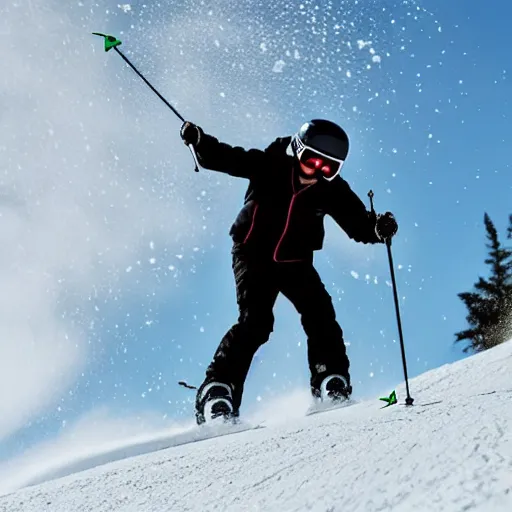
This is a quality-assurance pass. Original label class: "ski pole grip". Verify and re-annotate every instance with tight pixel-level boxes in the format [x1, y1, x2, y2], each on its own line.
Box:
[367, 190, 375, 214]
[188, 144, 200, 173]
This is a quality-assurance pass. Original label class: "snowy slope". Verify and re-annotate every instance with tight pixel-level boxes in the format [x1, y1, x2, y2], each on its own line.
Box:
[1, 341, 511, 512]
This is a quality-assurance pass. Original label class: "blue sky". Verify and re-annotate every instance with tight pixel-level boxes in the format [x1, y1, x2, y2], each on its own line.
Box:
[0, 0, 510, 461]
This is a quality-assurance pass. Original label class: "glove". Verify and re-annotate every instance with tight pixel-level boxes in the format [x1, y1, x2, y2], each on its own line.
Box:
[376, 212, 398, 240]
[180, 121, 202, 147]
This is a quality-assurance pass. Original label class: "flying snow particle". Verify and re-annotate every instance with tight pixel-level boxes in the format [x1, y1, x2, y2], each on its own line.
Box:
[118, 4, 132, 13]
[357, 40, 372, 50]
[273, 60, 286, 73]
[372, 55, 382, 63]
[346, 70, 352, 78]
[350, 270, 359, 279]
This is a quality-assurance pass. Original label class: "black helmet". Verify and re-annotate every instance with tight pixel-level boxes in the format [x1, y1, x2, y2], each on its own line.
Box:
[291, 119, 349, 181]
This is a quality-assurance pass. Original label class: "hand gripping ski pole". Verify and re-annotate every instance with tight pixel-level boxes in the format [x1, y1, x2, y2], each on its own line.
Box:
[92, 33, 200, 173]
[368, 190, 414, 406]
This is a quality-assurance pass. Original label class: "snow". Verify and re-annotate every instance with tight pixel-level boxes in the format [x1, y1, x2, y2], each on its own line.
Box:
[272, 60, 286, 73]
[1, 341, 511, 511]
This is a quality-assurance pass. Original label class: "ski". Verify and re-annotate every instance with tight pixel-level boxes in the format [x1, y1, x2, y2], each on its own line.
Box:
[305, 398, 358, 417]
[142, 421, 265, 455]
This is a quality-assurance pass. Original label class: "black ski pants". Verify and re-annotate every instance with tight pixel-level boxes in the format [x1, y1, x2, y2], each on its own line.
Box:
[200, 244, 351, 411]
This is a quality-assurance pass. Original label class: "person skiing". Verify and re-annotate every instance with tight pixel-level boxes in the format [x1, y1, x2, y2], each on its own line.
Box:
[180, 119, 398, 424]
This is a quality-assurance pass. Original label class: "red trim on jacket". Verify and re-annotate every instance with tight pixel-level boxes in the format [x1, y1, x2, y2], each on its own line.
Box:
[243, 203, 259, 244]
[273, 169, 314, 263]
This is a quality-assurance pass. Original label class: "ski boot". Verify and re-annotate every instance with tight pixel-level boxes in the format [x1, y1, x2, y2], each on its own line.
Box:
[319, 374, 352, 402]
[195, 381, 237, 425]
[310, 374, 352, 414]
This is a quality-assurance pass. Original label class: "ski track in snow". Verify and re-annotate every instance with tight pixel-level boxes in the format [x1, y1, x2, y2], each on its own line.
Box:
[1, 341, 511, 511]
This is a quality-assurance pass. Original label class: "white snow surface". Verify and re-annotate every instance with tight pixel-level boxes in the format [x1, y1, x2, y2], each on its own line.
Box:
[1, 341, 511, 512]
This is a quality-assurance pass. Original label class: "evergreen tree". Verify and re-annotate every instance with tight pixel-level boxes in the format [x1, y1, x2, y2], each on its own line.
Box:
[455, 213, 512, 352]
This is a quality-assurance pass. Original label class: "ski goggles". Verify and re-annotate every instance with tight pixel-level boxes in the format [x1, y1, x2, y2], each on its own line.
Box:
[293, 139, 344, 181]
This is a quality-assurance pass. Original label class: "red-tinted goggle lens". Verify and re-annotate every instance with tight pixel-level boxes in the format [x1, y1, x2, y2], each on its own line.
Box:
[300, 149, 341, 180]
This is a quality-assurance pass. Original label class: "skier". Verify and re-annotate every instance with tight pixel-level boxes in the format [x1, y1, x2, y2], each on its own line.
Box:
[180, 119, 398, 424]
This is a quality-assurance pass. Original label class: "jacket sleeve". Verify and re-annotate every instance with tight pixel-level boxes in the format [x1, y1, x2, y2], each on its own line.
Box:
[194, 132, 274, 179]
[325, 178, 382, 244]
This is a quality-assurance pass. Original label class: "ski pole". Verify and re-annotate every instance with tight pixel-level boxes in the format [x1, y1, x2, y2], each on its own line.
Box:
[368, 190, 414, 406]
[92, 33, 200, 173]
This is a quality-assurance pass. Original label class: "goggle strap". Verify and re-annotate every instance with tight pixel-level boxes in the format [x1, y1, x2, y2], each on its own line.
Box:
[294, 136, 345, 165]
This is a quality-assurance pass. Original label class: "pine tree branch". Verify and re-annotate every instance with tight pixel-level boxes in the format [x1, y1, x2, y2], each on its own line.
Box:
[454, 212, 512, 353]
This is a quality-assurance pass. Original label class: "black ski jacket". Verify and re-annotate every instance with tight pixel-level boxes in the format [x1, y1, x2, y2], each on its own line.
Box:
[195, 132, 382, 262]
